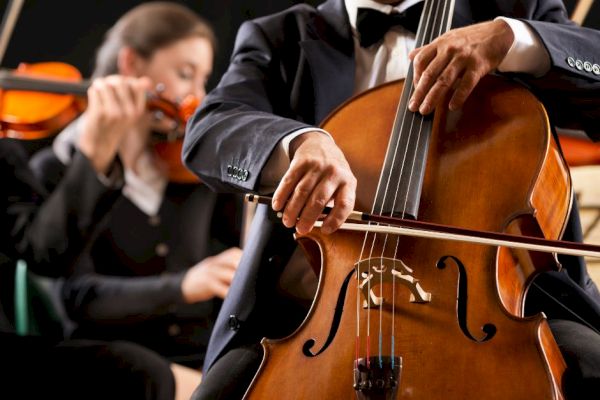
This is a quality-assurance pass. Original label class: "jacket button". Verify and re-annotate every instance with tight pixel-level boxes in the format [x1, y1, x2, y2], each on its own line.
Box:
[156, 243, 169, 257]
[242, 169, 249, 181]
[567, 56, 576, 67]
[168, 323, 181, 336]
[227, 164, 233, 176]
[268, 255, 281, 267]
[584, 61, 593, 72]
[228, 315, 241, 331]
[575, 59, 583, 70]
[593, 64, 600, 75]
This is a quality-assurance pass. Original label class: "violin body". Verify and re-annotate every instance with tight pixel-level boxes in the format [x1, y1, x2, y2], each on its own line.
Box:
[0, 62, 85, 140]
[244, 76, 568, 399]
[0, 61, 200, 183]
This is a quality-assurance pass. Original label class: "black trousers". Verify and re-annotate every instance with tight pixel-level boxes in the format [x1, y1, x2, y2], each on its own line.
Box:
[1, 333, 175, 400]
[192, 319, 600, 400]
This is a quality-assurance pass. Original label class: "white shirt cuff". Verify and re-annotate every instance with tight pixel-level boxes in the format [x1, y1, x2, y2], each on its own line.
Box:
[96, 159, 123, 188]
[259, 128, 333, 192]
[495, 17, 550, 77]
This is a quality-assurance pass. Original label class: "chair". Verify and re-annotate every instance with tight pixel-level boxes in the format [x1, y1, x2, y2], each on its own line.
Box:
[14, 259, 71, 339]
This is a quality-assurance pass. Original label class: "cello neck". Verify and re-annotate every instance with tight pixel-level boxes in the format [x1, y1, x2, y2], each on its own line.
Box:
[373, 0, 455, 219]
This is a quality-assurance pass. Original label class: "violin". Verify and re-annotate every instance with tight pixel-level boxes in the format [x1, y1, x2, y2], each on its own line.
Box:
[0, 61, 200, 183]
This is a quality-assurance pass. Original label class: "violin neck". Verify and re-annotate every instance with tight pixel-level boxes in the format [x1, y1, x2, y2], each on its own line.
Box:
[0, 71, 89, 96]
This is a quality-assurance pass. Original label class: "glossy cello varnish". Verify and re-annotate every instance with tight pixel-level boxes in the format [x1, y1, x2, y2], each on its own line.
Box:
[243, 0, 569, 398]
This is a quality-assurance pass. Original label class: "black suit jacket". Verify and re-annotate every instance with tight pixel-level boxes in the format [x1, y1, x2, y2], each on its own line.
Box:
[30, 146, 241, 368]
[0, 140, 122, 332]
[183, 0, 600, 371]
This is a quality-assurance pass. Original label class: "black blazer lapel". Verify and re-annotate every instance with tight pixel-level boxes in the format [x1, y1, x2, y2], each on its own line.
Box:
[299, 40, 355, 124]
[300, 0, 355, 124]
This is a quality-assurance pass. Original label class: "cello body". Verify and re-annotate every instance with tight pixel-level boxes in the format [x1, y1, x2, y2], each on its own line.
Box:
[244, 76, 569, 399]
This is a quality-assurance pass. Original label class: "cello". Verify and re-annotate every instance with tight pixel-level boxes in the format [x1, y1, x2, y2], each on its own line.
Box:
[243, 0, 568, 398]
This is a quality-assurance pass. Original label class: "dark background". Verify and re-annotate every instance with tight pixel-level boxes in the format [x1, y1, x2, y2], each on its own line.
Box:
[0, 0, 596, 154]
[0, 0, 597, 90]
[0, 0, 322, 90]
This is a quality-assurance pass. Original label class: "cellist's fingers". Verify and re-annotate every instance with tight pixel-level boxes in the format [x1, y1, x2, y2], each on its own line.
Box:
[294, 169, 356, 235]
[408, 45, 436, 86]
[416, 59, 465, 115]
[319, 183, 356, 235]
[293, 176, 333, 235]
[273, 131, 356, 234]
[448, 69, 482, 111]
[409, 47, 451, 113]
[279, 166, 321, 229]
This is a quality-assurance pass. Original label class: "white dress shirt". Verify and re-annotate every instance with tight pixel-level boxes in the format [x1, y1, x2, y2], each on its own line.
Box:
[267, 0, 552, 301]
[261, 0, 551, 191]
[54, 117, 168, 217]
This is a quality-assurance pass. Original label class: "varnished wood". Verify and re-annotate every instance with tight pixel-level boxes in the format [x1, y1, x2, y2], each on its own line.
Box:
[244, 76, 567, 399]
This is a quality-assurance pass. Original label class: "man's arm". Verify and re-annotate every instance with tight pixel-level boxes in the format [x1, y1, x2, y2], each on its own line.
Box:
[183, 20, 313, 194]
[183, 19, 357, 234]
[15, 148, 122, 277]
[408, 0, 600, 138]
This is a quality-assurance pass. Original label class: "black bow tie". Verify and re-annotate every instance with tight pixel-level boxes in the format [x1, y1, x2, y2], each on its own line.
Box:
[356, 4, 423, 48]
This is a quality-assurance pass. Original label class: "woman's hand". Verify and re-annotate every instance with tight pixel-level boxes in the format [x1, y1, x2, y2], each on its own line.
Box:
[181, 247, 242, 303]
[78, 75, 151, 173]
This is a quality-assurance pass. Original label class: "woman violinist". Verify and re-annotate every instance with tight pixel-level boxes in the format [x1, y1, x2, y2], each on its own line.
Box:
[182, 0, 600, 399]
[0, 59, 175, 400]
[29, 1, 243, 384]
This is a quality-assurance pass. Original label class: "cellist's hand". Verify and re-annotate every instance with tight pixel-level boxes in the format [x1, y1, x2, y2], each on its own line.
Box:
[272, 131, 357, 235]
[408, 19, 514, 115]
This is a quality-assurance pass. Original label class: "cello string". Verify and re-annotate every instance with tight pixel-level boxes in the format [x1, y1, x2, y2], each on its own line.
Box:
[385, 0, 449, 368]
[380, 1, 441, 369]
[352, 0, 437, 366]
[354, 0, 450, 369]
[365, 0, 443, 367]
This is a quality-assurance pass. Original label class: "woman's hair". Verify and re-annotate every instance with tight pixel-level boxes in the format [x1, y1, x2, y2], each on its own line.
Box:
[93, 2, 216, 78]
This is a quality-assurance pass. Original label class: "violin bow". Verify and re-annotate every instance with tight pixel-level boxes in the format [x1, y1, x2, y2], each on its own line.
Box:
[0, 0, 24, 66]
[571, 0, 595, 25]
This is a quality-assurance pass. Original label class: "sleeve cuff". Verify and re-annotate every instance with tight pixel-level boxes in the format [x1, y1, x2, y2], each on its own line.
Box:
[495, 17, 551, 77]
[259, 128, 333, 192]
[96, 157, 124, 188]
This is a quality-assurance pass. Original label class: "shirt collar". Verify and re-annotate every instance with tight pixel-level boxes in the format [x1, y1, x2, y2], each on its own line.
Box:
[345, 0, 424, 30]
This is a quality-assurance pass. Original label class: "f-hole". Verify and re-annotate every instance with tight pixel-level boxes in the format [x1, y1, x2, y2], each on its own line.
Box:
[302, 268, 355, 357]
[437, 255, 496, 342]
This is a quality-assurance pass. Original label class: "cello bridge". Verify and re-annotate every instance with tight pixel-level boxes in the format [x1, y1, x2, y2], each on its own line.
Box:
[356, 257, 431, 307]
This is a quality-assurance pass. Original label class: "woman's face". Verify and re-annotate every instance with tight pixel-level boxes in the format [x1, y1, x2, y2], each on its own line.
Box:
[138, 36, 214, 106]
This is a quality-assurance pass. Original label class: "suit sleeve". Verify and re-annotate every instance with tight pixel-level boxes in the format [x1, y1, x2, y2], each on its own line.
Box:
[9, 146, 122, 277]
[516, 0, 600, 139]
[183, 20, 313, 193]
[62, 262, 186, 325]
